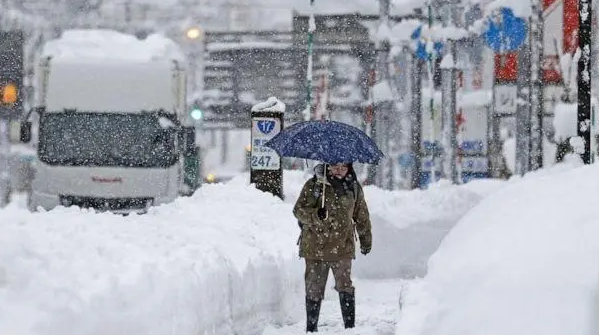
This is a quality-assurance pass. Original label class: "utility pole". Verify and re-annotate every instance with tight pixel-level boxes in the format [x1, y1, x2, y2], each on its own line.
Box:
[578, 0, 592, 164]
[425, 2, 438, 184]
[378, 0, 391, 189]
[0, 118, 9, 206]
[529, 0, 545, 170]
[303, 0, 315, 122]
[367, 0, 391, 187]
[515, 38, 531, 175]
[394, 45, 412, 189]
[410, 56, 423, 189]
[440, 0, 460, 184]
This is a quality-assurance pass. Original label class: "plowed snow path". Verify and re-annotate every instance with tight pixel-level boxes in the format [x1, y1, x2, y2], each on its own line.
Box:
[263, 279, 403, 335]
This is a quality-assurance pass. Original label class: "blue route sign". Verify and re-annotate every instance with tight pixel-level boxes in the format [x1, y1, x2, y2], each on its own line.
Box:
[483, 7, 528, 53]
[411, 25, 444, 61]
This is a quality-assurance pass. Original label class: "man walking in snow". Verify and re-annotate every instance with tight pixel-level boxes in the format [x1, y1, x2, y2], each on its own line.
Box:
[293, 162, 372, 332]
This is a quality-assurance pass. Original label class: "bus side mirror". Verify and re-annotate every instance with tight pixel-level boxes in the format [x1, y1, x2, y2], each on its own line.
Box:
[20, 121, 32, 143]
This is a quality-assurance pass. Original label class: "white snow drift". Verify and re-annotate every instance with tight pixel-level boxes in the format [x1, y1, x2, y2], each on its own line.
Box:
[0, 170, 494, 335]
[395, 160, 599, 335]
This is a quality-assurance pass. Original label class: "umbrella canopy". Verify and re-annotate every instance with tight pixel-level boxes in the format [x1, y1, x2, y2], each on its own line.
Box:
[264, 120, 384, 165]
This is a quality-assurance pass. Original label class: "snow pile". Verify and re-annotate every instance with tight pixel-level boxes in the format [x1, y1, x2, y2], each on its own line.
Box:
[0, 169, 506, 335]
[0, 180, 303, 335]
[251, 96, 287, 113]
[395, 162, 599, 335]
[40, 29, 186, 62]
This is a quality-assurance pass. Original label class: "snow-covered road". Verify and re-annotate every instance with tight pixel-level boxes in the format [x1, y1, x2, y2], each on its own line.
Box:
[263, 279, 403, 335]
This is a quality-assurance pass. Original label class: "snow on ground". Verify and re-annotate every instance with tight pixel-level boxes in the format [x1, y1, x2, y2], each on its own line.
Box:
[395, 159, 599, 335]
[263, 279, 403, 335]
[1, 170, 505, 335]
[0, 178, 303, 335]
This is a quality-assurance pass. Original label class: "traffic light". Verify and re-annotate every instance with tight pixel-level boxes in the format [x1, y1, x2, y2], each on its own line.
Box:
[1, 83, 17, 105]
[190, 107, 203, 120]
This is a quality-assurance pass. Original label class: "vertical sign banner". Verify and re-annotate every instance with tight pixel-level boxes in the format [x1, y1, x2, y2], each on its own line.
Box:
[251, 117, 281, 170]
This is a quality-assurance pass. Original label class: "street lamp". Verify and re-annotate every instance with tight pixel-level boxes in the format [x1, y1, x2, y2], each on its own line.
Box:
[186, 27, 202, 40]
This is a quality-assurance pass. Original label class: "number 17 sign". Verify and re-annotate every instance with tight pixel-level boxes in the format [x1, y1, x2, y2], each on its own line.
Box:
[251, 117, 281, 170]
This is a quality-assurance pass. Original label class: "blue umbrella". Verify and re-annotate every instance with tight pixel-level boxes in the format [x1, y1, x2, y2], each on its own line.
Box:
[264, 120, 384, 165]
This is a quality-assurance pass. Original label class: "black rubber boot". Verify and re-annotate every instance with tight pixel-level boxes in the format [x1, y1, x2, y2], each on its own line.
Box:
[339, 292, 355, 328]
[306, 297, 322, 332]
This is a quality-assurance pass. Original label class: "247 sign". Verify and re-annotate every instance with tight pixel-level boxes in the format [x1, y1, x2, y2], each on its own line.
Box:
[251, 117, 281, 170]
[494, 84, 517, 115]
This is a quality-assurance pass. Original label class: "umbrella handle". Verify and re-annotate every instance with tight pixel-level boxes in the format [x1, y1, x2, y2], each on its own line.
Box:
[321, 163, 326, 208]
[321, 181, 325, 208]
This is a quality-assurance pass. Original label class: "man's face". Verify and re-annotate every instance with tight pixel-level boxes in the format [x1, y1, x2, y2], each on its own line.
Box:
[328, 163, 348, 179]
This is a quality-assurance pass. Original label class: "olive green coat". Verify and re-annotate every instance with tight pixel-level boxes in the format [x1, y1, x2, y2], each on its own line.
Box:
[293, 175, 372, 261]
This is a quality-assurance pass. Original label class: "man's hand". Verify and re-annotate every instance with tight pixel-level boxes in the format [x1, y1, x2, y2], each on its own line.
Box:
[317, 207, 328, 220]
[360, 246, 371, 255]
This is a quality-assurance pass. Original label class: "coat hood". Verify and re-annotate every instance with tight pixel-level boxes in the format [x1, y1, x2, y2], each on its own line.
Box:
[313, 163, 357, 185]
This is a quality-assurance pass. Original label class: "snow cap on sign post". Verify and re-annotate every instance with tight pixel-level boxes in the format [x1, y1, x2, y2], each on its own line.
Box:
[440, 53, 455, 69]
[251, 96, 286, 113]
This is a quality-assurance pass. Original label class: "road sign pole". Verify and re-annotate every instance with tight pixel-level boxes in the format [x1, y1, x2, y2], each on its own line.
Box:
[578, 0, 592, 164]
[529, 0, 545, 170]
[410, 22, 443, 188]
[515, 40, 531, 176]
[250, 97, 285, 199]
[440, 40, 459, 184]
[482, 8, 528, 178]
[0, 115, 10, 207]
[410, 56, 423, 189]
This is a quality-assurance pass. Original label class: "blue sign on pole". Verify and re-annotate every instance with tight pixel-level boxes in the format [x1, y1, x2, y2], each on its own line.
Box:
[482, 7, 528, 53]
[411, 25, 444, 61]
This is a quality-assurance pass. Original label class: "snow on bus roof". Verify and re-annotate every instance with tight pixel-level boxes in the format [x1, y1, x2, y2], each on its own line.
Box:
[40, 29, 186, 63]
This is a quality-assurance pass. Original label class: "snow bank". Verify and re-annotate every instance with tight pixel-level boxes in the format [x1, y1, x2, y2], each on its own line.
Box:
[1, 169, 506, 335]
[40, 29, 186, 62]
[0, 179, 303, 335]
[395, 162, 599, 335]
